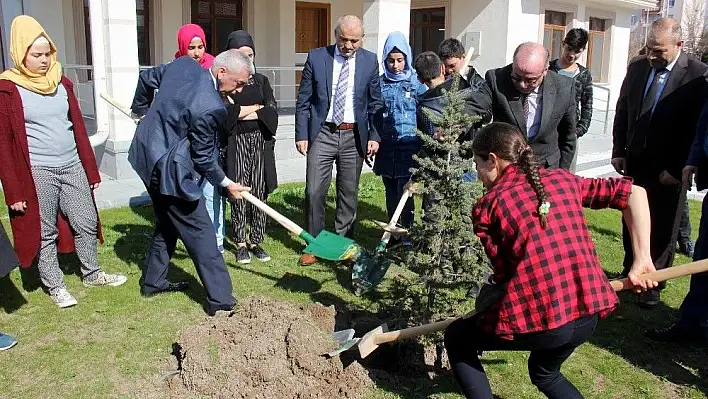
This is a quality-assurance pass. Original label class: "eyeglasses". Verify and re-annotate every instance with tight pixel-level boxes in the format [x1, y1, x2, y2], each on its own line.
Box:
[511, 69, 547, 85]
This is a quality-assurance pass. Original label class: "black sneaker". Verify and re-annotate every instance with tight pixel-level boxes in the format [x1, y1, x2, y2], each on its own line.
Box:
[249, 244, 271, 262]
[236, 246, 251, 264]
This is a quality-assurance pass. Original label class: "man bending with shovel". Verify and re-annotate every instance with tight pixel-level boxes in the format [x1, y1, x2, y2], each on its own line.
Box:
[129, 50, 251, 316]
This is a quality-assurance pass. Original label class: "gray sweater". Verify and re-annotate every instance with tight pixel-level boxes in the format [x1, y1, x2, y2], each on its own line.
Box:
[18, 84, 79, 167]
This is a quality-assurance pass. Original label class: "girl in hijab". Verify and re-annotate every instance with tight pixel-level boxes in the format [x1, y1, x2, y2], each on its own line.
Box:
[174, 23, 214, 69]
[223, 30, 278, 264]
[174, 23, 225, 252]
[0, 15, 127, 308]
[373, 31, 428, 245]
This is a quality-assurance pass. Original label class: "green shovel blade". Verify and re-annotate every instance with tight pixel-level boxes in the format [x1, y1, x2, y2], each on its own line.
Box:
[300, 230, 360, 261]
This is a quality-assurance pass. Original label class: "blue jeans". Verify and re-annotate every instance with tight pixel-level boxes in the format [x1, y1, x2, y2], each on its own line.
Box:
[676, 195, 708, 338]
[201, 179, 225, 252]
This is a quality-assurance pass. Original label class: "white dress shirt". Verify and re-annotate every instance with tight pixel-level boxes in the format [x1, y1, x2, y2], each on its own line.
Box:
[525, 85, 543, 139]
[326, 46, 357, 124]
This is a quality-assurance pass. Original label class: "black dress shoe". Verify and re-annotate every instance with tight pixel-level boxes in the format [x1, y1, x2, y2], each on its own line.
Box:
[208, 303, 236, 317]
[678, 241, 695, 258]
[638, 289, 661, 308]
[140, 281, 189, 297]
[645, 324, 707, 344]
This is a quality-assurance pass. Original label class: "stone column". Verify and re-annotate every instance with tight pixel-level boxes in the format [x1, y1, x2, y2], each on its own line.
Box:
[362, 0, 412, 71]
[89, 0, 141, 180]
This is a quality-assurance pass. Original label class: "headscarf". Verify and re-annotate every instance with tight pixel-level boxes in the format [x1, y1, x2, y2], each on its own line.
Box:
[0, 15, 62, 94]
[224, 30, 255, 54]
[174, 24, 214, 69]
[381, 31, 413, 82]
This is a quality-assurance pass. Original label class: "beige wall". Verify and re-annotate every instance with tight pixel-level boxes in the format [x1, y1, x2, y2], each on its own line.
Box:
[151, 0, 188, 64]
[24, 0, 69, 63]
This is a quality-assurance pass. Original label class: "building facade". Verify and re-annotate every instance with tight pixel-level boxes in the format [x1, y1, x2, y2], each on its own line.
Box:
[0, 0, 655, 180]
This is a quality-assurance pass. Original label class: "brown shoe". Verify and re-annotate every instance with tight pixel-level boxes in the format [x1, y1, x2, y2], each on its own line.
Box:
[299, 253, 317, 266]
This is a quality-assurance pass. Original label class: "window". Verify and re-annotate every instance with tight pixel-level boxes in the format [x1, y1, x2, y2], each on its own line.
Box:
[543, 11, 567, 61]
[83, 0, 151, 67]
[136, 0, 150, 66]
[630, 15, 638, 25]
[669, 0, 675, 7]
[409, 8, 446, 58]
[587, 17, 607, 82]
[191, 0, 243, 53]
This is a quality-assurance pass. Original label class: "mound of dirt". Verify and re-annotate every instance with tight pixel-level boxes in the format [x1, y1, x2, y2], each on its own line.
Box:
[173, 296, 373, 399]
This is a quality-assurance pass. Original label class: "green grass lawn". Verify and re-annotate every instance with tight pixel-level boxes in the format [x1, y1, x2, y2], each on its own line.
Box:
[0, 174, 706, 398]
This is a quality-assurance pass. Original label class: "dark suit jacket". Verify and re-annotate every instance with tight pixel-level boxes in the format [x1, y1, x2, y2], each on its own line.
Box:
[687, 99, 708, 190]
[129, 56, 227, 201]
[485, 65, 577, 169]
[295, 45, 383, 156]
[613, 52, 708, 180]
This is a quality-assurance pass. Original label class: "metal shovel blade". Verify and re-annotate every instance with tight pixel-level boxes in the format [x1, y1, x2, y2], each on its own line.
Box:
[325, 329, 360, 358]
[303, 230, 360, 261]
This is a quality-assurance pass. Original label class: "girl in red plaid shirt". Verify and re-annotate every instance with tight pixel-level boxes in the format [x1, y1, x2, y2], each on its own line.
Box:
[444, 122, 658, 399]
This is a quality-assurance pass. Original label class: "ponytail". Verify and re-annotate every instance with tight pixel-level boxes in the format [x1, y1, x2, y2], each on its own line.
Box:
[517, 146, 550, 229]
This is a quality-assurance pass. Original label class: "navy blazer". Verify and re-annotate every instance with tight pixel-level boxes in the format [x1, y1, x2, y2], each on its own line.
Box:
[295, 45, 383, 155]
[129, 56, 227, 201]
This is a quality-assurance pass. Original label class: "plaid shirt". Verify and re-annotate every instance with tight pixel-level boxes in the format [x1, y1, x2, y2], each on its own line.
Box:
[472, 165, 632, 338]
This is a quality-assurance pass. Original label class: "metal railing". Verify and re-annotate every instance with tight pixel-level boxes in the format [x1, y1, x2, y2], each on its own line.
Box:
[63, 64, 98, 134]
[66, 63, 613, 137]
[592, 84, 612, 136]
[138, 64, 304, 110]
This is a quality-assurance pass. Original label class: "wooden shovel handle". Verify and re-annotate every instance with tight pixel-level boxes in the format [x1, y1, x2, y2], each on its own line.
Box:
[381, 188, 412, 244]
[373, 318, 456, 345]
[610, 258, 708, 291]
[241, 191, 304, 237]
[99, 92, 134, 120]
[373, 258, 708, 346]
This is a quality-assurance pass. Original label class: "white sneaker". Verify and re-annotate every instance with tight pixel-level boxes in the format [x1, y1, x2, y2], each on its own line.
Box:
[83, 271, 128, 287]
[51, 288, 78, 308]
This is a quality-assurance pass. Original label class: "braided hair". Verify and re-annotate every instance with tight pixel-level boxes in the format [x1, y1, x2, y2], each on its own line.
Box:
[472, 122, 550, 228]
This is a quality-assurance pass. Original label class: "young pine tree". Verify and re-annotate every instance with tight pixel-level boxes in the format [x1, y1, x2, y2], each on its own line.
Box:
[387, 75, 491, 324]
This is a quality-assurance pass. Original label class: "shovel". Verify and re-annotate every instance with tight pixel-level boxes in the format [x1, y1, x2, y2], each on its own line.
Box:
[99, 92, 142, 124]
[328, 258, 708, 358]
[351, 188, 413, 294]
[241, 192, 360, 262]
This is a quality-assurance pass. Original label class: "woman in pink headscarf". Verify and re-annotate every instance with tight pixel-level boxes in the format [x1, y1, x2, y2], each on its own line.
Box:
[174, 23, 225, 253]
[174, 23, 214, 69]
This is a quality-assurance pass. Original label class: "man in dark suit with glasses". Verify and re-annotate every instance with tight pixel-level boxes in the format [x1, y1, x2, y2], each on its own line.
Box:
[485, 42, 577, 170]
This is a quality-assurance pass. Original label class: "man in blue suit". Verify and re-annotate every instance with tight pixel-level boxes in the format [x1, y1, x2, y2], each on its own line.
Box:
[295, 14, 383, 266]
[129, 50, 250, 315]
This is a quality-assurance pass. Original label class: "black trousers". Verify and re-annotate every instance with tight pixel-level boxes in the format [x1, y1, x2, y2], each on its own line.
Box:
[142, 187, 235, 313]
[444, 313, 598, 399]
[621, 173, 684, 290]
[679, 196, 692, 246]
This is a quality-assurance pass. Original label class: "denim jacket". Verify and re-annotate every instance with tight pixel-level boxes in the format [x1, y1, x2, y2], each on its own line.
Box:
[374, 73, 428, 178]
[379, 73, 428, 143]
